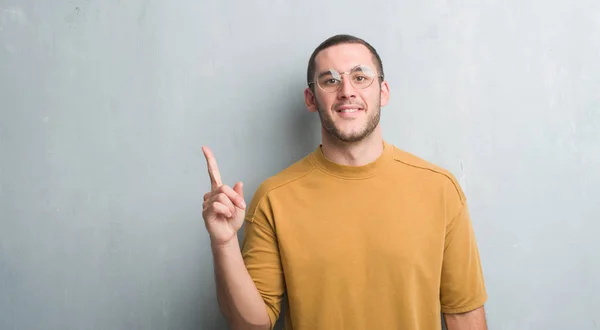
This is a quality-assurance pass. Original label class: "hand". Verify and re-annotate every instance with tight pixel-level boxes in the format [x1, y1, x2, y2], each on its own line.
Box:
[201, 146, 247, 246]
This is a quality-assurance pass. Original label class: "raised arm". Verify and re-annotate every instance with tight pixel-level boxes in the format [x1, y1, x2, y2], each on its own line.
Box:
[202, 146, 271, 329]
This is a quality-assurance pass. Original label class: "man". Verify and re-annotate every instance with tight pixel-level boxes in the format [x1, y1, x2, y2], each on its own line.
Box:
[202, 34, 488, 330]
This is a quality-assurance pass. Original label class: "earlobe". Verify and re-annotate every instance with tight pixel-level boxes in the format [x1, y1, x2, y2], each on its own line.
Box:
[380, 81, 390, 107]
[304, 88, 318, 113]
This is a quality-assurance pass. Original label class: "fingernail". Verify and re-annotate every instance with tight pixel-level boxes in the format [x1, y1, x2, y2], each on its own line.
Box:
[242, 201, 247, 208]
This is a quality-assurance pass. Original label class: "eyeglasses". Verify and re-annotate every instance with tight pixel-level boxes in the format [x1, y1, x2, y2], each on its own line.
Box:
[308, 65, 383, 93]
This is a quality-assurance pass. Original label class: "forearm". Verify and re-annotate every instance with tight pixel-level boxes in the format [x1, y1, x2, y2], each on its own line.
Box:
[212, 239, 271, 330]
[444, 306, 487, 330]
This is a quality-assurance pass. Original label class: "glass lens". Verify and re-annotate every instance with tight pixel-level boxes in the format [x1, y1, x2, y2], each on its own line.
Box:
[349, 65, 376, 88]
[317, 69, 342, 92]
[316, 65, 377, 92]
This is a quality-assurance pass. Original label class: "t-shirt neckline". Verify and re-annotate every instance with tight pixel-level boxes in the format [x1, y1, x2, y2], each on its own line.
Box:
[309, 140, 394, 179]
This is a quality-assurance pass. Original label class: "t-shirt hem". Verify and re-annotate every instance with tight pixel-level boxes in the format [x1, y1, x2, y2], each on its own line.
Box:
[265, 305, 278, 330]
[441, 293, 488, 314]
[267, 314, 277, 330]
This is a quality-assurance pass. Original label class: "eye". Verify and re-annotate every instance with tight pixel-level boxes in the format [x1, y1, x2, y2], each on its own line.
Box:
[353, 75, 370, 83]
[323, 78, 340, 85]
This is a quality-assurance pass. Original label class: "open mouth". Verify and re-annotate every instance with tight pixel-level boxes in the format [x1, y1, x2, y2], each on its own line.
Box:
[335, 105, 364, 113]
[337, 108, 362, 113]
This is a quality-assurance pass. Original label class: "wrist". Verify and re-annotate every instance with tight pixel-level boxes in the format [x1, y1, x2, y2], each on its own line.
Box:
[211, 236, 240, 251]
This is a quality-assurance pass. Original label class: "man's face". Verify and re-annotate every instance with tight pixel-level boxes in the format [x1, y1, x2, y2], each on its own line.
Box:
[305, 43, 390, 143]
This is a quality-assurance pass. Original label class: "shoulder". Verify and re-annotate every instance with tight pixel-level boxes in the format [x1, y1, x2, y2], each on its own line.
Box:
[388, 144, 466, 204]
[245, 153, 317, 221]
[255, 153, 317, 197]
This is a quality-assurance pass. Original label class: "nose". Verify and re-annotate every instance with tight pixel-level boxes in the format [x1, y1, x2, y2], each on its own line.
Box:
[336, 75, 357, 100]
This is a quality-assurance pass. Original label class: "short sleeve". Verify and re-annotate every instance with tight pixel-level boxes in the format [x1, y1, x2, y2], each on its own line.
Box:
[240, 197, 285, 328]
[440, 202, 488, 314]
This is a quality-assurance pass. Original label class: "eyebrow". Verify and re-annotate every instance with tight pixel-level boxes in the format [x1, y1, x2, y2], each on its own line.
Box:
[316, 65, 367, 79]
[317, 70, 334, 79]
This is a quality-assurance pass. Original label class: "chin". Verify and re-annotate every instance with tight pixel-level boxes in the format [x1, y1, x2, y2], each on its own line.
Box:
[331, 129, 370, 143]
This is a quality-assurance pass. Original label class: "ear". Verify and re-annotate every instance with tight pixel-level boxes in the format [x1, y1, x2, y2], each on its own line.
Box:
[304, 87, 318, 113]
[379, 80, 390, 107]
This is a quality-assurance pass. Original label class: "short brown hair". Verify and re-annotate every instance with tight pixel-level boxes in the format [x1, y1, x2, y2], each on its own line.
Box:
[306, 34, 385, 89]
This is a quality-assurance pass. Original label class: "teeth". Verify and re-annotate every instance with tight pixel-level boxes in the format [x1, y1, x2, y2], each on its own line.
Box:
[340, 109, 358, 113]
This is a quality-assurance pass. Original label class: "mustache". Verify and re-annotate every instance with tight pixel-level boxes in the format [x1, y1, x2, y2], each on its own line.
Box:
[332, 101, 366, 110]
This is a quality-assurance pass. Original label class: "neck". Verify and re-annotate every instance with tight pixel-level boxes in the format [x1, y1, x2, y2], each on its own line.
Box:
[320, 127, 384, 166]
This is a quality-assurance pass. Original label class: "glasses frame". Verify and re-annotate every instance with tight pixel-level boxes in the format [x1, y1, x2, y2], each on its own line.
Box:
[308, 65, 384, 93]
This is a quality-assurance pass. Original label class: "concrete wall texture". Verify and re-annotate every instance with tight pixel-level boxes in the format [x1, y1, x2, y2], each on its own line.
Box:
[1, 0, 599, 329]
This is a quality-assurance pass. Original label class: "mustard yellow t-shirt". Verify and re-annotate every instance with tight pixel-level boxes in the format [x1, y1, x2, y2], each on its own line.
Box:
[241, 141, 487, 330]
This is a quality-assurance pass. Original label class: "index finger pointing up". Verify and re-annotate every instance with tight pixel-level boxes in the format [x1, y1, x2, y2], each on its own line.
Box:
[202, 146, 223, 189]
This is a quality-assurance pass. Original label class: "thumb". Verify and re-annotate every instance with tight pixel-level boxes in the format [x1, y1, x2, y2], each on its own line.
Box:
[233, 181, 245, 208]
